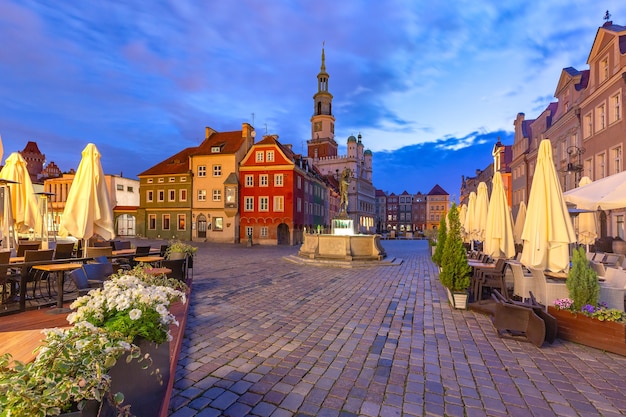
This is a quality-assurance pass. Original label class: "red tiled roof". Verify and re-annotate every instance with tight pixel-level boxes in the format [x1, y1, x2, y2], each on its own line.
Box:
[138, 147, 196, 176]
[193, 130, 246, 155]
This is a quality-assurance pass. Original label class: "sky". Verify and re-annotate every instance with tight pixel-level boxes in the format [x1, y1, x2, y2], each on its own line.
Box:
[1, 1, 626, 200]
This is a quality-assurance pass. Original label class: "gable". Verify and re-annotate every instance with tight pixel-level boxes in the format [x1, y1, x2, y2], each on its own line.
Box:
[587, 26, 625, 64]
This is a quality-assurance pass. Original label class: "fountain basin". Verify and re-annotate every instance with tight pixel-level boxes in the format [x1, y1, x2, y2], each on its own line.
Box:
[298, 233, 386, 261]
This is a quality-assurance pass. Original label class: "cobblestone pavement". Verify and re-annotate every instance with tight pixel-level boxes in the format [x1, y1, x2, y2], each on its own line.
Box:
[160, 239, 626, 417]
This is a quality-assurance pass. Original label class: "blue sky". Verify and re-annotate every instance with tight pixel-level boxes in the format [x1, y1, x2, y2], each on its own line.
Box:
[1, 1, 625, 199]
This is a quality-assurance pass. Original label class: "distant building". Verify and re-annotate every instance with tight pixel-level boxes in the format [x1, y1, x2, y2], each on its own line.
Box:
[411, 192, 428, 233]
[375, 189, 387, 233]
[426, 184, 449, 230]
[306, 47, 376, 233]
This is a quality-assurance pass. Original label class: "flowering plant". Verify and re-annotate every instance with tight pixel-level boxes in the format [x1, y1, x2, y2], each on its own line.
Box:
[68, 273, 186, 344]
[165, 239, 197, 259]
[553, 298, 626, 323]
[0, 322, 142, 416]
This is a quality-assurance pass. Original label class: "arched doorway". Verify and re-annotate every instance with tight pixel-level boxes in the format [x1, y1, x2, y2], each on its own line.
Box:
[116, 214, 135, 236]
[277, 223, 290, 245]
[197, 214, 207, 239]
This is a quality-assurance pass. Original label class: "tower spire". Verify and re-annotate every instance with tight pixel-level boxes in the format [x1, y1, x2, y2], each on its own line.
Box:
[321, 41, 326, 72]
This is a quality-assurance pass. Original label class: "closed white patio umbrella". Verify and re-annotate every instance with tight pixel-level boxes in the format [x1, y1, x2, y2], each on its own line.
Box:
[521, 140, 576, 272]
[0, 152, 39, 235]
[513, 201, 527, 245]
[473, 182, 489, 243]
[575, 176, 597, 248]
[484, 172, 515, 258]
[59, 143, 115, 255]
[463, 192, 477, 246]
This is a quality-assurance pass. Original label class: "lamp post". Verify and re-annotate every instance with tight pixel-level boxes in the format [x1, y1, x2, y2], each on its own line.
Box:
[566, 145, 585, 185]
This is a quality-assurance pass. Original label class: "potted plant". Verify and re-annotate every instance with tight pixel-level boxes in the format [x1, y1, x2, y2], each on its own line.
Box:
[0, 269, 187, 416]
[0, 322, 141, 416]
[439, 203, 472, 309]
[165, 239, 197, 269]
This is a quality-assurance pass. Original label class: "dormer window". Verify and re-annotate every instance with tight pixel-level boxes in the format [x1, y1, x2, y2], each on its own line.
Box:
[211, 146, 221, 153]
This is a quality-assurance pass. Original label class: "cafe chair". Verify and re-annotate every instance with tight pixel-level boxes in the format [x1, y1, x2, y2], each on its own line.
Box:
[114, 240, 132, 250]
[85, 246, 113, 259]
[8, 249, 55, 301]
[0, 250, 11, 305]
[16, 241, 41, 257]
[68, 267, 103, 296]
[474, 258, 507, 303]
[54, 242, 76, 260]
[161, 258, 187, 282]
[599, 267, 626, 312]
[82, 263, 114, 284]
[529, 267, 569, 310]
[491, 289, 546, 348]
[509, 262, 536, 302]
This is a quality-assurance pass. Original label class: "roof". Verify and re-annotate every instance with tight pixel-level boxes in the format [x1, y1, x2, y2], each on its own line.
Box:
[427, 184, 448, 196]
[193, 130, 246, 155]
[138, 146, 196, 176]
[21, 141, 43, 154]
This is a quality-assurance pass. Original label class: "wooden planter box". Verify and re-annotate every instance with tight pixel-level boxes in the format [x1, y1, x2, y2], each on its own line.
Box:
[446, 287, 468, 310]
[548, 306, 626, 356]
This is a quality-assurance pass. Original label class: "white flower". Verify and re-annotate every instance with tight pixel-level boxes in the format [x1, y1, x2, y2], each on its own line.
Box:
[129, 309, 142, 320]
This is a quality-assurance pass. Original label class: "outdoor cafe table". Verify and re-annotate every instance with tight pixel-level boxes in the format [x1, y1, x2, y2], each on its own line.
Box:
[10, 256, 24, 263]
[112, 248, 136, 256]
[133, 255, 164, 266]
[32, 263, 83, 314]
[143, 267, 172, 276]
[544, 270, 605, 282]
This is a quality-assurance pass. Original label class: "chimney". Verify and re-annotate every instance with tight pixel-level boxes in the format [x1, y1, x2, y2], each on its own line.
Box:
[205, 127, 217, 139]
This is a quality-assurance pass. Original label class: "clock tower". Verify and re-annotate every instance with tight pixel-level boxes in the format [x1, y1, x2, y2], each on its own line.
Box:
[308, 46, 338, 159]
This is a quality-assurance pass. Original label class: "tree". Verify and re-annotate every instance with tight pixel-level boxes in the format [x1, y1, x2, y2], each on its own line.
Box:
[432, 216, 447, 267]
[567, 246, 599, 310]
[440, 203, 472, 291]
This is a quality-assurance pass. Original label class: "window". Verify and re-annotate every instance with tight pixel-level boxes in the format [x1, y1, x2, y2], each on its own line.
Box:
[260, 227, 268, 237]
[245, 175, 254, 187]
[212, 165, 222, 177]
[212, 189, 222, 201]
[148, 214, 156, 230]
[297, 176, 301, 189]
[584, 113, 593, 138]
[169, 190, 176, 202]
[169, 177, 175, 182]
[127, 186, 134, 192]
[225, 187, 236, 205]
[181, 177, 187, 182]
[297, 198, 302, 212]
[601, 57, 609, 82]
[197, 189, 207, 201]
[116, 184, 123, 191]
[273, 196, 284, 212]
[158, 178, 164, 183]
[613, 146, 622, 174]
[198, 166, 206, 177]
[147, 179, 153, 184]
[162, 214, 170, 230]
[214, 217, 223, 231]
[246, 226, 253, 238]
[256, 151, 264, 162]
[211, 146, 221, 153]
[274, 173, 283, 186]
[266, 150, 274, 162]
[260, 174, 268, 186]
[259, 197, 269, 211]
[596, 103, 606, 131]
[617, 215, 625, 240]
[179, 189, 187, 202]
[244, 196, 254, 211]
[158, 190, 165, 202]
[596, 153, 606, 179]
[611, 93, 621, 123]
[146, 190, 153, 202]
[177, 214, 186, 231]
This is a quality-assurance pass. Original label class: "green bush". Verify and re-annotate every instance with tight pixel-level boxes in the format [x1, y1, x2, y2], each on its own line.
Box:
[566, 246, 599, 310]
[431, 216, 447, 267]
[440, 203, 472, 291]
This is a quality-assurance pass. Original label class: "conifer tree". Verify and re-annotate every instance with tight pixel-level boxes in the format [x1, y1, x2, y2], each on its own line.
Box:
[566, 246, 599, 309]
[432, 215, 447, 267]
[440, 203, 472, 291]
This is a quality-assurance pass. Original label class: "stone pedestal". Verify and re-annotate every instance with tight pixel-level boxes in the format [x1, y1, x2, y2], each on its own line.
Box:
[298, 234, 386, 261]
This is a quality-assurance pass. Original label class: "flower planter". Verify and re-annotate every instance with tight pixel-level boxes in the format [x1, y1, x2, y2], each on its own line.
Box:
[446, 287, 468, 310]
[97, 338, 170, 417]
[548, 306, 626, 356]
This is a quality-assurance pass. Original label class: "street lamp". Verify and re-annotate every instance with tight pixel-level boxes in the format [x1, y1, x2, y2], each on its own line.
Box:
[566, 145, 585, 184]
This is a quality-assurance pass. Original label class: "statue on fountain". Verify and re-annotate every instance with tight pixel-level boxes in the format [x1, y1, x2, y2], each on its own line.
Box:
[339, 167, 351, 218]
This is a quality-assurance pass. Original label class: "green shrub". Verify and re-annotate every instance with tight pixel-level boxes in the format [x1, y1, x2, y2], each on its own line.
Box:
[440, 203, 472, 291]
[566, 246, 599, 310]
[432, 216, 447, 267]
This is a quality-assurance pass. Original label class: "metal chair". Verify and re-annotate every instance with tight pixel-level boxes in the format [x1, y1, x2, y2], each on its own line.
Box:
[16, 241, 41, 257]
[474, 258, 507, 303]
[54, 242, 76, 259]
[68, 267, 103, 296]
[0, 250, 11, 305]
[161, 258, 187, 282]
[9, 249, 55, 300]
